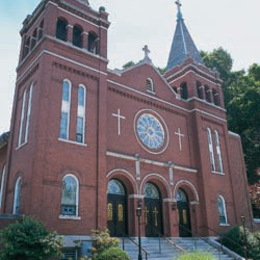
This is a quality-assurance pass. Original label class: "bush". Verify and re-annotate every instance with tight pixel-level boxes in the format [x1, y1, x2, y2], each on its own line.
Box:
[219, 226, 260, 260]
[0, 216, 63, 260]
[175, 252, 217, 260]
[96, 247, 131, 260]
[91, 229, 120, 259]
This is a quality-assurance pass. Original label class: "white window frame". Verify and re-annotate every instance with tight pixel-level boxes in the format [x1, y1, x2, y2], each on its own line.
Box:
[60, 79, 71, 140]
[60, 174, 80, 218]
[218, 195, 229, 225]
[214, 130, 224, 173]
[13, 177, 22, 215]
[77, 84, 86, 143]
[24, 84, 33, 143]
[0, 165, 6, 210]
[18, 89, 27, 147]
[146, 78, 155, 94]
[207, 127, 216, 171]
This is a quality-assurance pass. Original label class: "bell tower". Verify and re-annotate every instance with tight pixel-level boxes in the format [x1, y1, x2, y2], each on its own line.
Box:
[4, 0, 110, 234]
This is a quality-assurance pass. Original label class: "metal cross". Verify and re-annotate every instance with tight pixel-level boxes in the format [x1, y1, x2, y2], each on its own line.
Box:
[175, 128, 185, 151]
[112, 109, 125, 136]
[175, 0, 183, 19]
[142, 45, 150, 60]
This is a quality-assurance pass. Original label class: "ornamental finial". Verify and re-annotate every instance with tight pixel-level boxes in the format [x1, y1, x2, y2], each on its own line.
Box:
[175, 0, 183, 20]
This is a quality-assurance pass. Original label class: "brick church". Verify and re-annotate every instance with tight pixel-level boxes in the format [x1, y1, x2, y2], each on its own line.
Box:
[0, 0, 255, 251]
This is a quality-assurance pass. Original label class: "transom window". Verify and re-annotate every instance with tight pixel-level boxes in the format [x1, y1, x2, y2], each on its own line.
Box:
[61, 175, 79, 216]
[108, 180, 125, 196]
[145, 183, 160, 199]
[177, 189, 188, 202]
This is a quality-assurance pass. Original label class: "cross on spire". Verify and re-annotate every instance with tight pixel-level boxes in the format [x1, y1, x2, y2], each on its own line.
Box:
[175, 0, 183, 20]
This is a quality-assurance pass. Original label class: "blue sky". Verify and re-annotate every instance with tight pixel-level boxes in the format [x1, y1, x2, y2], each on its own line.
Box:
[0, 0, 259, 133]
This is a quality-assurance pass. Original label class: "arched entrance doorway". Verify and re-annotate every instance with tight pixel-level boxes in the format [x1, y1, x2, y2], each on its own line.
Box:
[144, 183, 163, 237]
[107, 179, 128, 237]
[177, 189, 191, 237]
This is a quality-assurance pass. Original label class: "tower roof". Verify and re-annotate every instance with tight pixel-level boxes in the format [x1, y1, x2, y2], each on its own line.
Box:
[166, 0, 204, 71]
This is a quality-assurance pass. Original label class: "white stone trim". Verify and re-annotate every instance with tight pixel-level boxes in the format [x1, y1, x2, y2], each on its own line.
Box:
[106, 168, 138, 194]
[140, 173, 173, 198]
[173, 180, 200, 202]
[228, 131, 240, 138]
[58, 138, 87, 147]
[163, 198, 177, 202]
[129, 194, 144, 199]
[106, 151, 198, 173]
[59, 215, 81, 220]
[211, 171, 225, 176]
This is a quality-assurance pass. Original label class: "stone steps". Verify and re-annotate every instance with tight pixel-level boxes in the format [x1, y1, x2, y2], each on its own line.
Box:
[119, 237, 238, 260]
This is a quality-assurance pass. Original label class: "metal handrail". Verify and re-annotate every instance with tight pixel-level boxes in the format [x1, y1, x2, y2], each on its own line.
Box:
[122, 234, 149, 260]
[200, 225, 244, 252]
[164, 237, 186, 253]
[178, 224, 223, 260]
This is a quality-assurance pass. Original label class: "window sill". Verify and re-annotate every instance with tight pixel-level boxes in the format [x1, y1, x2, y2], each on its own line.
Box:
[58, 138, 87, 147]
[254, 219, 260, 223]
[220, 223, 230, 227]
[59, 215, 81, 220]
[212, 171, 225, 176]
[16, 142, 28, 151]
[147, 90, 156, 95]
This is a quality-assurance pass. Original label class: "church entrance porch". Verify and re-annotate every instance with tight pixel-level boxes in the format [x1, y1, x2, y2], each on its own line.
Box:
[144, 183, 164, 237]
[107, 180, 128, 237]
[177, 189, 191, 237]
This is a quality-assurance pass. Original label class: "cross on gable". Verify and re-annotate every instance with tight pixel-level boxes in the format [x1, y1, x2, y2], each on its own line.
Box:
[175, 128, 185, 151]
[175, 0, 183, 19]
[142, 45, 150, 59]
[112, 109, 126, 136]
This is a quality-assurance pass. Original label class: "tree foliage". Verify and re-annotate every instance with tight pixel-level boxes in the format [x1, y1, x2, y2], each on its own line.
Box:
[201, 49, 260, 184]
[0, 216, 63, 260]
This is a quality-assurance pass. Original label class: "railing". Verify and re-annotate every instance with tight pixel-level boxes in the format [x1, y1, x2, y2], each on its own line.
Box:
[122, 234, 149, 260]
[177, 224, 225, 260]
[200, 225, 244, 259]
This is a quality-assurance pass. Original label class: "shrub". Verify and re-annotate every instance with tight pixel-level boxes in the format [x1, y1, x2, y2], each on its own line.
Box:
[175, 252, 217, 260]
[219, 226, 260, 260]
[96, 247, 131, 260]
[0, 216, 63, 260]
[91, 229, 120, 259]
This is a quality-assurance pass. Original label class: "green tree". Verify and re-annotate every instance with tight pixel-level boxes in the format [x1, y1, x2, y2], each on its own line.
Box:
[0, 216, 63, 260]
[122, 61, 135, 69]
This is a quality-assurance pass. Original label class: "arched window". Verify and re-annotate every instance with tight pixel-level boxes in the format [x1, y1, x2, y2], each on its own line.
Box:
[218, 196, 228, 224]
[56, 17, 68, 42]
[214, 131, 223, 173]
[108, 179, 126, 195]
[205, 85, 212, 103]
[38, 20, 44, 40]
[23, 36, 30, 58]
[18, 89, 27, 147]
[213, 89, 220, 106]
[180, 82, 188, 100]
[146, 78, 155, 93]
[207, 128, 216, 171]
[73, 25, 83, 48]
[60, 80, 71, 140]
[31, 28, 37, 49]
[144, 183, 160, 199]
[197, 82, 203, 99]
[61, 175, 79, 216]
[13, 177, 22, 214]
[88, 32, 99, 54]
[77, 85, 86, 143]
[24, 84, 33, 143]
[0, 165, 6, 209]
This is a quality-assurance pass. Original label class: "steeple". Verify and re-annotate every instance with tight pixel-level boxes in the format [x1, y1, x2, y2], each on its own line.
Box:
[166, 0, 204, 71]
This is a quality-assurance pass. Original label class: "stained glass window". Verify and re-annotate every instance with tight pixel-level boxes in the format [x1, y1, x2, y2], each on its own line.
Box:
[145, 183, 159, 199]
[108, 180, 125, 195]
[137, 114, 165, 150]
[177, 189, 187, 202]
[62, 81, 70, 102]
[61, 176, 78, 216]
[218, 196, 228, 224]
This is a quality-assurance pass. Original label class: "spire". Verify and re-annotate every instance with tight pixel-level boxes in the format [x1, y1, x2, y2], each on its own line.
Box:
[166, 0, 204, 71]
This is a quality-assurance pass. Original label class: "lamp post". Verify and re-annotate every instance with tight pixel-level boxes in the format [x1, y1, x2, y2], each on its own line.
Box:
[240, 215, 248, 260]
[136, 200, 143, 260]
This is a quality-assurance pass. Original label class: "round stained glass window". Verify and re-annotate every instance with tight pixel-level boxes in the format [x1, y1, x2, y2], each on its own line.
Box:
[136, 113, 165, 150]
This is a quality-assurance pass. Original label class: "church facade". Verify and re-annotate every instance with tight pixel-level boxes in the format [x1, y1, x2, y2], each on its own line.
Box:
[0, 0, 255, 248]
